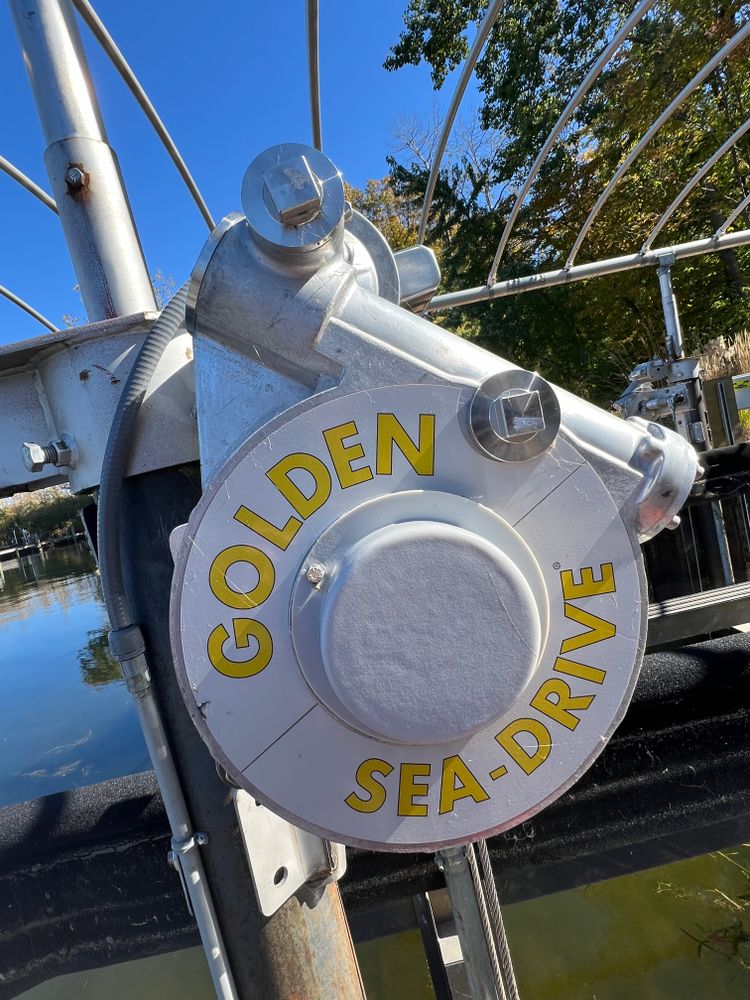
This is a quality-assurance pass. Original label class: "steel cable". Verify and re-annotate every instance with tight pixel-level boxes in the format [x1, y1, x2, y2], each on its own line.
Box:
[476, 839, 521, 1000]
[466, 842, 508, 999]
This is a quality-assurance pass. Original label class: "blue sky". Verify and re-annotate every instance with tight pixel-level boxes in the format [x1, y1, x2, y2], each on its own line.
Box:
[0, 0, 479, 344]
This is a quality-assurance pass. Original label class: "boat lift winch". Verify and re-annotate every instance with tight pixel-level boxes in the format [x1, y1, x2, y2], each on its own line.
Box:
[171, 142, 698, 859]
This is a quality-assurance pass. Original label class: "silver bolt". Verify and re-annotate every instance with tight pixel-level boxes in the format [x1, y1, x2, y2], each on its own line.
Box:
[21, 442, 56, 474]
[21, 436, 76, 473]
[491, 388, 545, 439]
[305, 563, 326, 586]
[667, 514, 682, 531]
[194, 831, 209, 846]
[65, 166, 86, 190]
[470, 370, 561, 463]
[262, 154, 323, 227]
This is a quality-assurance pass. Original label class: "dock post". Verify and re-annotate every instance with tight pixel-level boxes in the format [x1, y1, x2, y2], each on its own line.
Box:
[120, 466, 366, 999]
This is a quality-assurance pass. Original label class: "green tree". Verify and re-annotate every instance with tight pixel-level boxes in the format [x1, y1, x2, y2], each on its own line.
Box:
[385, 0, 750, 403]
[0, 486, 87, 547]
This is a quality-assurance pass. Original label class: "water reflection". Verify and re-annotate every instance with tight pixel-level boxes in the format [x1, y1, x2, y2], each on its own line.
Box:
[0, 544, 149, 806]
[79, 626, 122, 686]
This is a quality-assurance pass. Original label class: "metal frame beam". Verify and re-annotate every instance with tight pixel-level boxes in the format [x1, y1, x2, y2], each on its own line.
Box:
[10, 0, 157, 321]
[0, 156, 57, 213]
[715, 189, 750, 237]
[427, 227, 750, 311]
[0, 284, 58, 331]
[306, 0, 322, 151]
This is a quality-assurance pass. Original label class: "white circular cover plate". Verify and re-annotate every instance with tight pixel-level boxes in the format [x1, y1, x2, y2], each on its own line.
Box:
[170, 384, 645, 851]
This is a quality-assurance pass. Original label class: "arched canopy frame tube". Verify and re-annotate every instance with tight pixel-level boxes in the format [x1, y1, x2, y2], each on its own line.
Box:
[70, 0, 215, 231]
[0, 156, 57, 213]
[0, 284, 58, 331]
[565, 20, 750, 269]
[306, 0, 322, 151]
[642, 116, 750, 252]
[487, 0, 657, 285]
[418, 0, 504, 244]
[715, 190, 750, 237]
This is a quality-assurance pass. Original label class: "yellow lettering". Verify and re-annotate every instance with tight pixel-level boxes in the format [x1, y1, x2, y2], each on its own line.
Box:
[553, 655, 606, 685]
[209, 545, 274, 610]
[530, 678, 594, 731]
[207, 619, 273, 678]
[561, 563, 616, 600]
[323, 421, 374, 489]
[439, 755, 489, 815]
[561, 605, 616, 654]
[234, 505, 301, 551]
[397, 762, 431, 817]
[376, 412, 435, 476]
[493, 718, 551, 776]
[267, 453, 332, 519]
[345, 758, 393, 813]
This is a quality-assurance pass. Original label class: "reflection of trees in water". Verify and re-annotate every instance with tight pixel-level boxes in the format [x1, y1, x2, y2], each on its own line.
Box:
[0, 546, 101, 622]
[78, 627, 122, 686]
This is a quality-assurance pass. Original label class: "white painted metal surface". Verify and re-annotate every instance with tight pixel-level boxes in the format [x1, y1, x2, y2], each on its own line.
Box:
[171, 383, 645, 851]
[234, 790, 345, 916]
[0, 312, 198, 495]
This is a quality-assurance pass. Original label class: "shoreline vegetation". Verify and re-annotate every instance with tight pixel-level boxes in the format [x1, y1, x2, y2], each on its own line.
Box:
[0, 486, 88, 549]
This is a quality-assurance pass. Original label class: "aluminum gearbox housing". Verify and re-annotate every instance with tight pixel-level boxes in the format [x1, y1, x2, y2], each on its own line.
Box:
[169, 143, 699, 852]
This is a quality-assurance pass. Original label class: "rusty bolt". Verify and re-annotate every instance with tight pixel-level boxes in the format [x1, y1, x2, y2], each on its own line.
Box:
[65, 166, 86, 190]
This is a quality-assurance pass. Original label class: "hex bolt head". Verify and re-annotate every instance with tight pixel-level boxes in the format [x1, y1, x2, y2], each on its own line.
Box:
[21, 442, 54, 474]
[65, 166, 86, 190]
[305, 563, 326, 586]
[194, 831, 209, 846]
[262, 154, 323, 227]
[21, 436, 77, 474]
[242, 143, 346, 255]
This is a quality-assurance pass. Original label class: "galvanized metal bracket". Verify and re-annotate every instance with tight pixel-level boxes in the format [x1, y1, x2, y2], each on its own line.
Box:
[233, 790, 346, 917]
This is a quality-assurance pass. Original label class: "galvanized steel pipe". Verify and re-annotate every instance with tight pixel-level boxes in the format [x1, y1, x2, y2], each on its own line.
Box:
[10, 0, 156, 320]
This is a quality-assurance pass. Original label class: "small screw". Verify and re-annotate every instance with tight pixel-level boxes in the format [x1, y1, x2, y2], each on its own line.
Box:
[194, 831, 209, 846]
[65, 166, 86, 190]
[305, 563, 326, 585]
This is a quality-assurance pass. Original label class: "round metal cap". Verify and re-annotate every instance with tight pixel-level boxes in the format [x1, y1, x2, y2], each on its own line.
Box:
[306, 519, 542, 744]
[470, 369, 561, 462]
[241, 143, 346, 255]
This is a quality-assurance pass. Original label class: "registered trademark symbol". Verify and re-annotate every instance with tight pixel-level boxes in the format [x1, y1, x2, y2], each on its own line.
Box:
[553, 561, 560, 570]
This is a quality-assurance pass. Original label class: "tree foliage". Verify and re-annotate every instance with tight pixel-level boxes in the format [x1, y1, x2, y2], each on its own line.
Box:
[0, 486, 87, 548]
[385, 0, 750, 403]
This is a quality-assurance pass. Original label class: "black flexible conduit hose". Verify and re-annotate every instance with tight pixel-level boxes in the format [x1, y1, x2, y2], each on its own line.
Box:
[95, 286, 237, 999]
[97, 285, 188, 630]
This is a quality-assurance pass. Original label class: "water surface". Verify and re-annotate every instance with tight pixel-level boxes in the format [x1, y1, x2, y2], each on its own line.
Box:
[0, 544, 149, 806]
